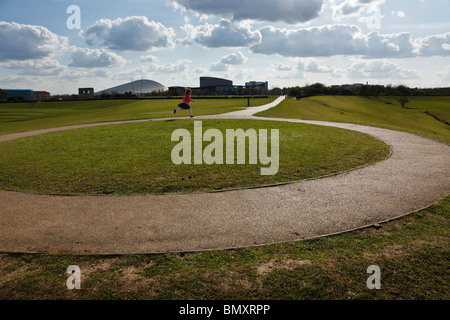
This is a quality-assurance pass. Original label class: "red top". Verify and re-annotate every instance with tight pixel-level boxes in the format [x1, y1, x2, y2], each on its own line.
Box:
[183, 93, 193, 104]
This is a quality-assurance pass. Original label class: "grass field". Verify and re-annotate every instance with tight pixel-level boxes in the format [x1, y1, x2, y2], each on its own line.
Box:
[0, 95, 448, 301]
[0, 97, 275, 135]
[256, 96, 450, 144]
[0, 119, 389, 195]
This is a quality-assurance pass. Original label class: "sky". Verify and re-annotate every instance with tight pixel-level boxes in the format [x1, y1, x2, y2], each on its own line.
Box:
[0, 0, 449, 95]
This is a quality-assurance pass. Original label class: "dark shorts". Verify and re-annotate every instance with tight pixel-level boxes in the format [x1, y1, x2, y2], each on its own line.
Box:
[178, 103, 191, 110]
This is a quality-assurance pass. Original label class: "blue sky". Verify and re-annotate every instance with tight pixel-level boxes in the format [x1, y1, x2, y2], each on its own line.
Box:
[0, 0, 449, 94]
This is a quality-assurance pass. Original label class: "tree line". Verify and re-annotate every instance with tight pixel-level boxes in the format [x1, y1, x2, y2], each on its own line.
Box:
[271, 83, 450, 97]
[2, 84, 450, 103]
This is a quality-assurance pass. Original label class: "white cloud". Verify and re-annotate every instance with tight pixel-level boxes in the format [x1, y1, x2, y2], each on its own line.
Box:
[436, 65, 450, 80]
[140, 55, 159, 63]
[147, 59, 192, 73]
[332, 0, 385, 19]
[210, 62, 229, 72]
[0, 21, 68, 61]
[113, 67, 149, 81]
[348, 60, 419, 79]
[391, 11, 406, 18]
[195, 67, 208, 74]
[251, 24, 367, 57]
[415, 33, 450, 56]
[69, 47, 126, 68]
[170, 0, 324, 24]
[220, 50, 247, 65]
[181, 19, 261, 48]
[276, 64, 293, 71]
[91, 69, 113, 78]
[80, 16, 175, 51]
[306, 60, 333, 73]
[250, 24, 449, 59]
[0, 58, 66, 76]
[366, 31, 415, 58]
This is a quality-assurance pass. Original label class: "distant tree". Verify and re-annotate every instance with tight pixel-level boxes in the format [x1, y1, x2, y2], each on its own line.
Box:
[340, 88, 354, 96]
[0, 89, 7, 102]
[288, 86, 302, 97]
[398, 97, 410, 108]
[395, 85, 410, 95]
[269, 87, 283, 95]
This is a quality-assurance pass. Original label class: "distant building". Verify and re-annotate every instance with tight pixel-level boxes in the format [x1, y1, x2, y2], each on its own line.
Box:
[34, 91, 50, 100]
[200, 77, 238, 93]
[168, 86, 188, 96]
[1, 89, 34, 100]
[245, 81, 269, 92]
[78, 88, 95, 99]
[95, 80, 167, 96]
[338, 83, 364, 90]
[200, 77, 233, 89]
[170, 77, 269, 95]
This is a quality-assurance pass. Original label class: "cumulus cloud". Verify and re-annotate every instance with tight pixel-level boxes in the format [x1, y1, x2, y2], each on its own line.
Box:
[0, 21, 68, 61]
[140, 55, 159, 63]
[276, 64, 294, 71]
[210, 62, 229, 72]
[249, 24, 443, 59]
[80, 16, 175, 51]
[147, 59, 192, 73]
[294, 59, 337, 74]
[220, 50, 247, 65]
[91, 69, 113, 78]
[332, 0, 385, 19]
[251, 25, 366, 57]
[366, 31, 415, 58]
[415, 33, 450, 56]
[113, 67, 149, 81]
[181, 19, 261, 48]
[69, 47, 126, 68]
[136, 55, 192, 74]
[391, 11, 405, 18]
[0, 58, 66, 76]
[348, 60, 419, 79]
[170, 0, 324, 24]
[436, 65, 450, 80]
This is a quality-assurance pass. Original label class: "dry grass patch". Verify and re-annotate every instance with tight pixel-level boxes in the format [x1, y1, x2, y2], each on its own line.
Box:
[256, 258, 312, 276]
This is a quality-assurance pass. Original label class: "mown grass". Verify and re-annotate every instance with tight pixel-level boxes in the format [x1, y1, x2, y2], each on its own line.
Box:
[0, 119, 389, 195]
[0, 195, 448, 300]
[0, 95, 448, 301]
[256, 96, 450, 144]
[0, 97, 275, 135]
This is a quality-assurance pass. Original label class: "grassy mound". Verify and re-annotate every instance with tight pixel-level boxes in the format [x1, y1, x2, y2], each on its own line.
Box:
[0, 119, 389, 195]
[0, 97, 276, 135]
[256, 96, 450, 144]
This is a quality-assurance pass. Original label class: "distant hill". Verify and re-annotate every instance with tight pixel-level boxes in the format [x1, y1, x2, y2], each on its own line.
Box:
[96, 80, 167, 96]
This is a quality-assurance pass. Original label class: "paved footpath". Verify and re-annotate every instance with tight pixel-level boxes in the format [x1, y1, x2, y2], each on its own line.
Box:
[0, 96, 449, 254]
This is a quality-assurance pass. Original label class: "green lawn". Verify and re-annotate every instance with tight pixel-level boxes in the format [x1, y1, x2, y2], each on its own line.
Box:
[0, 95, 448, 301]
[0, 97, 275, 135]
[0, 119, 389, 195]
[256, 96, 450, 143]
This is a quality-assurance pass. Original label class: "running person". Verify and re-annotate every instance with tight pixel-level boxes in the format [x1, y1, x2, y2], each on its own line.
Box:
[174, 88, 195, 117]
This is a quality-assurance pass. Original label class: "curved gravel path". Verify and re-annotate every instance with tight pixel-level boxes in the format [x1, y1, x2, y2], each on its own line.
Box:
[0, 96, 449, 254]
